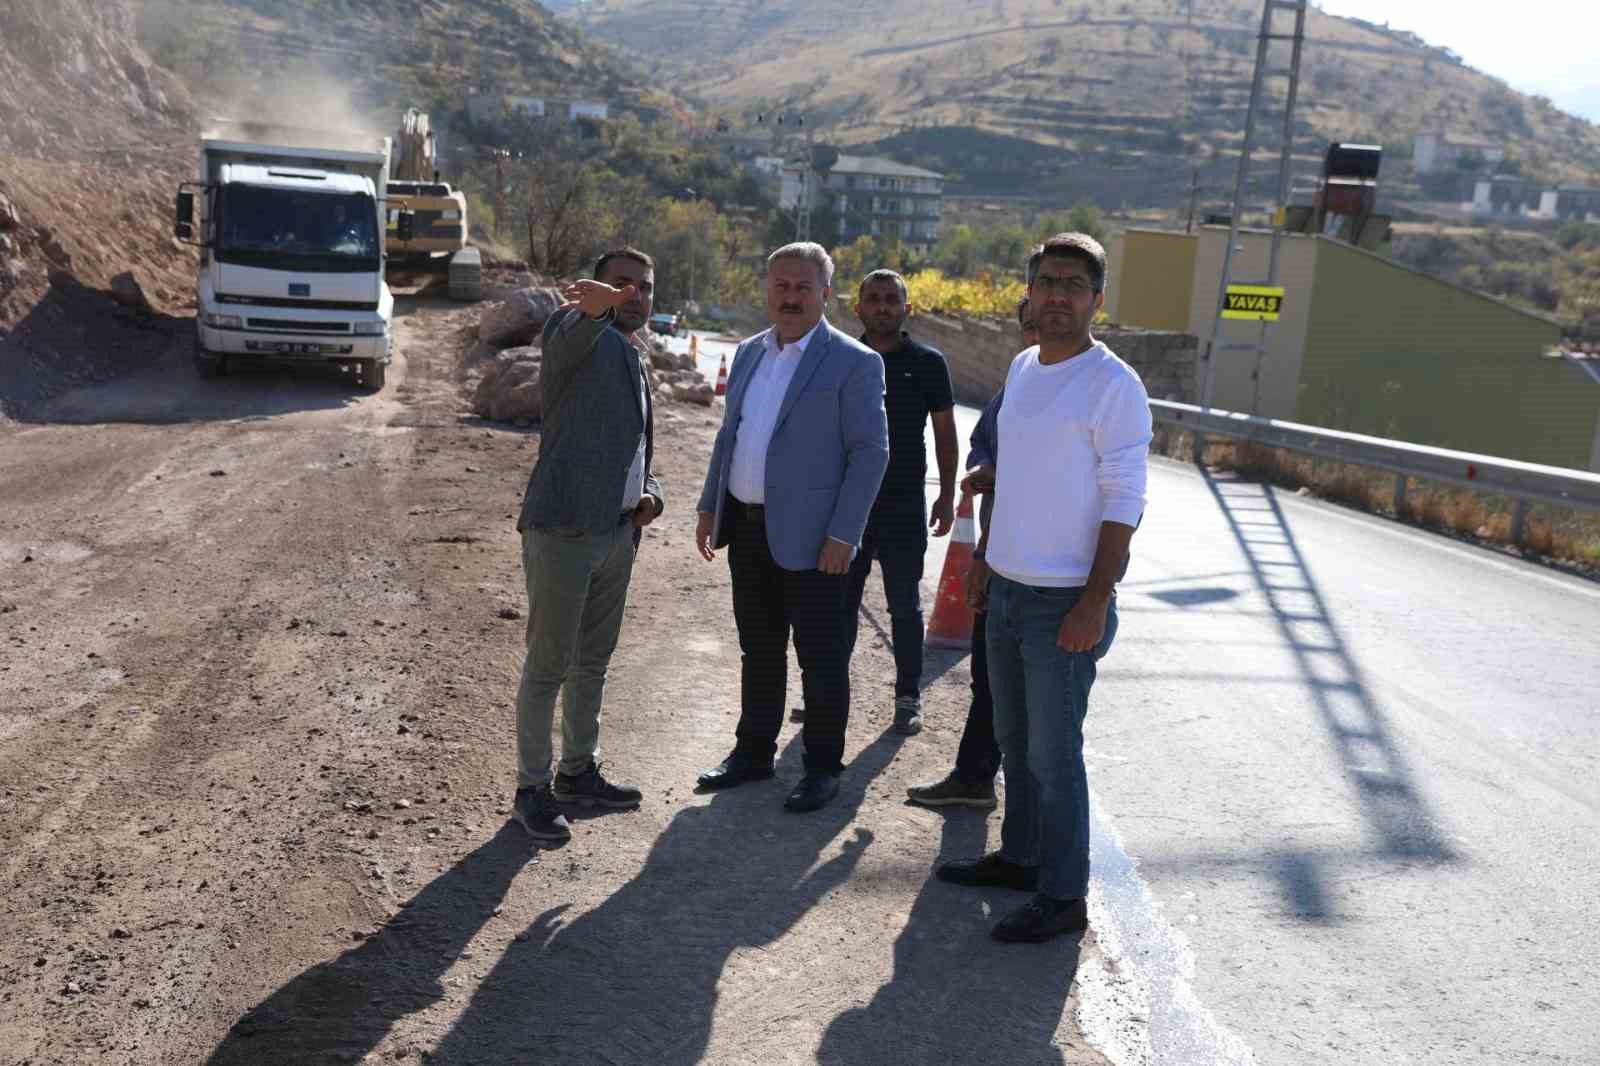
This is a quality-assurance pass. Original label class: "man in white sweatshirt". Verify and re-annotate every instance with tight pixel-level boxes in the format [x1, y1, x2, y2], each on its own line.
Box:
[937, 233, 1151, 943]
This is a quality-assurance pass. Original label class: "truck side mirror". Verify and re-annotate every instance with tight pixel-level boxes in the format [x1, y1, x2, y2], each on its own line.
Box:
[396, 210, 416, 243]
[174, 191, 194, 239]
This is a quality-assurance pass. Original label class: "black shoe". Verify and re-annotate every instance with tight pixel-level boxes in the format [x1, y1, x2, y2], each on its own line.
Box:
[893, 696, 923, 736]
[992, 894, 1089, 943]
[696, 751, 776, 790]
[906, 772, 997, 810]
[783, 770, 840, 812]
[512, 785, 571, 842]
[553, 761, 641, 808]
[935, 851, 1039, 891]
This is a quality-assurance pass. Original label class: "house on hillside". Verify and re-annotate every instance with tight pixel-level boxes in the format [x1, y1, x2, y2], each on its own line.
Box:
[466, 94, 609, 125]
[1536, 185, 1600, 222]
[1470, 174, 1534, 217]
[1413, 131, 1506, 175]
[822, 156, 945, 247]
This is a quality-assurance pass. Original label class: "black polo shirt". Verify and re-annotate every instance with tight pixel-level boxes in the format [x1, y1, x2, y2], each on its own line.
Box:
[866, 331, 954, 506]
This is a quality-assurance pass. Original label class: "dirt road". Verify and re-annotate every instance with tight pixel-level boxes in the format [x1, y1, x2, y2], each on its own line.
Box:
[0, 298, 1110, 1065]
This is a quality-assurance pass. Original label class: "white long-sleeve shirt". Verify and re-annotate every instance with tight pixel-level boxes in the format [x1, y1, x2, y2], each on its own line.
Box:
[727, 320, 822, 504]
[987, 341, 1152, 588]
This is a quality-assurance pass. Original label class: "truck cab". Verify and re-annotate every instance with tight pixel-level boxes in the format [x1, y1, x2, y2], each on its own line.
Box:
[178, 135, 400, 390]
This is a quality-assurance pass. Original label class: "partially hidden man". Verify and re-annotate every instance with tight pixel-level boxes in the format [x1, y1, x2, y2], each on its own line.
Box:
[694, 242, 890, 813]
[510, 248, 666, 843]
[842, 269, 959, 737]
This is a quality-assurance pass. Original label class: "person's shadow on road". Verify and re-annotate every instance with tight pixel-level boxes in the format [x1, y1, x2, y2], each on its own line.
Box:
[205, 824, 537, 1065]
[423, 732, 900, 1065]
[816, 810, 1086, 1066]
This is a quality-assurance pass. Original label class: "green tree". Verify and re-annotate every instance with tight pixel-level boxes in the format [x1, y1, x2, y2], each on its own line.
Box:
[932, 224, 984, 277]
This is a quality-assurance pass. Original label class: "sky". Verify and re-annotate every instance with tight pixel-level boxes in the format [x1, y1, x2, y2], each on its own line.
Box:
[1317, 1, 1600, 123]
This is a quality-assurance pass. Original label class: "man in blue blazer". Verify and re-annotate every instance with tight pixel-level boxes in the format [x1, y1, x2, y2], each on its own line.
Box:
[694, 242, 890, 811]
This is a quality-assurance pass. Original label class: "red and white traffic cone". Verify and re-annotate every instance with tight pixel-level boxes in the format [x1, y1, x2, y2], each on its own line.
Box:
[924, 492, 977, 651]
[714, 354, 729, 396]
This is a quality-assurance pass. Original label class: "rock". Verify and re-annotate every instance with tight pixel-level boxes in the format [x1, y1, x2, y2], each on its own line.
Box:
[671, 382, 715, 406]
[41, 236, 71, 269]
[472, 345, 544, 423]
[477, 287, 563, 348]
[111, 927, 131, 939]
[648, 348, 676, 371]
[110, 272, 151, 312]
[497, 606, 522, 620]
[394, 799, 412, 810]
[0, 193, 18, 231]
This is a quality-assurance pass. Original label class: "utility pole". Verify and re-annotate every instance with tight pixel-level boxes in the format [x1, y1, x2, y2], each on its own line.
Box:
[1199, 0, 1307, 417]
[492, 148, 508, 242]
[757, 110, 814, 241]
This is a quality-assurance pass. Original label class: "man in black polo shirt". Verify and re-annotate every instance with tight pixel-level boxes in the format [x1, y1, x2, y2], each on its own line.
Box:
[842, 268, 958, 735]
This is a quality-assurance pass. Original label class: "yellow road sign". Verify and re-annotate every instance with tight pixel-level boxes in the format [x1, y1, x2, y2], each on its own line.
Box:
[1223, 284, 1285, 321]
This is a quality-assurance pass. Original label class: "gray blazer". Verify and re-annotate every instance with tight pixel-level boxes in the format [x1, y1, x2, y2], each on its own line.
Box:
[516, 308, 664, 537]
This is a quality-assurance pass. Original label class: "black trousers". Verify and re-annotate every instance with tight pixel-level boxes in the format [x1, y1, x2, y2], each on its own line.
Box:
[953, 609, 1001, 782]
[727, 504, 852, 775]
[843, 503, 928, 700]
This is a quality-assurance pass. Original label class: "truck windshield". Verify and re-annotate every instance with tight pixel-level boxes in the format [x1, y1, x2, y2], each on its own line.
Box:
[216, 185, 380, 273]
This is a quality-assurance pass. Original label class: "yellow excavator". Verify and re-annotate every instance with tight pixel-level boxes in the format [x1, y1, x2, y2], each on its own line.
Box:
[385, 110, 469, 266]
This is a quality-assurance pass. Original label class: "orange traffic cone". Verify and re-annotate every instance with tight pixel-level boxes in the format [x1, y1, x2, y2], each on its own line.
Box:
[714, 354, 729, 396]
[924, 492, 977, 651]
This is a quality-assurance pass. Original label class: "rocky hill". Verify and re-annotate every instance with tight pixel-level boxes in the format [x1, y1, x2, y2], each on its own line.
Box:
[567, 0, 1600, 208]
[135, 0, 659, 124]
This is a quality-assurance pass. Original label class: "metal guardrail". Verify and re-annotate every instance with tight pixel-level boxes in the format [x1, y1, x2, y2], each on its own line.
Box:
[1149, 399, 1600, 542]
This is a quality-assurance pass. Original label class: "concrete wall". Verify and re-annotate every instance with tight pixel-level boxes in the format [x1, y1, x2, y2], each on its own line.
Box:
[896, 310, 1198, 407]
[1108, 228, 1198, 332]
[1297, 240, 1586, 468]
[1187, 227, 1321, 419]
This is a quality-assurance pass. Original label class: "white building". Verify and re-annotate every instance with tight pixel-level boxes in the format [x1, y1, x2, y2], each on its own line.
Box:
[1414, 131, 1506, 175]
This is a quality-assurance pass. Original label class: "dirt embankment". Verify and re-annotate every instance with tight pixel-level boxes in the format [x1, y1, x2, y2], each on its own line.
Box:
[0, 0, 196, 421]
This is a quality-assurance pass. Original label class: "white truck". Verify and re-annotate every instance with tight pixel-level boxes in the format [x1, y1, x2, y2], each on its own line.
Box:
[174, 127, 411, 390]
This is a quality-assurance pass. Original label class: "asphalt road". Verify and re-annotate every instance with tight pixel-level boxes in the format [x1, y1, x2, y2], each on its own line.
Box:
[670, 326, 1600, 1065]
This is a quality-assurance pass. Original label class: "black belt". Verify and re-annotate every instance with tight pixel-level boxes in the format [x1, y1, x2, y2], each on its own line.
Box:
[728, 495, 765, 523]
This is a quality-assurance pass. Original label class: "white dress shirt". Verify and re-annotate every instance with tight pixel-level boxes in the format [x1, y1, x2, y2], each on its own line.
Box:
[727, 319, 823, 504]
[620, 364, 648, 512]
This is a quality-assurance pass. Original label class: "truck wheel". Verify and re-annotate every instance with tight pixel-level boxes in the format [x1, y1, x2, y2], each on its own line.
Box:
[194, 338, 227, 379]
[362, 359, 386, 391]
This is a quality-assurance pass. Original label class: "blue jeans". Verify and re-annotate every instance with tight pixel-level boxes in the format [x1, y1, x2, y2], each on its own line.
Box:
[844, 506, 928, 699]
[986, 575, 1118, 900]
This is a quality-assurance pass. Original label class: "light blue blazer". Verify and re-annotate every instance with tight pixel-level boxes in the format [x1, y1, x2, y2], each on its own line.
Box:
[697, 319, 889, 571]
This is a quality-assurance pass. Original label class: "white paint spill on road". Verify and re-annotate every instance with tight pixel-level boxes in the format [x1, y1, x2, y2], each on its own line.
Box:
[1077, 794, 1260, 1066]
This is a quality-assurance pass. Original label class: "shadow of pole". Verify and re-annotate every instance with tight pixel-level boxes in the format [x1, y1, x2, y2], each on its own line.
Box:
[423, 732, 902, 1065]
[1200, 467, 1458, 870]
[816, 811, 1085, 1066]
[204, 825, 538, 1065]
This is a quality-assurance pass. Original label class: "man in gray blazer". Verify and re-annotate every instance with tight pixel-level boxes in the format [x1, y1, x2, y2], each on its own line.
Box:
[694, 242, 890, 812]
[511, 247, 665, 842]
